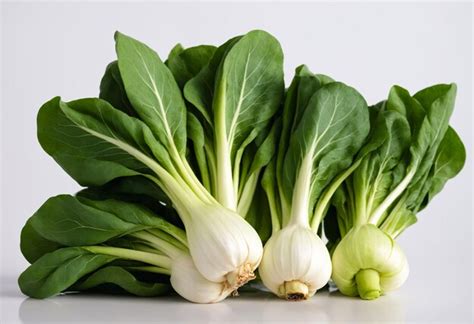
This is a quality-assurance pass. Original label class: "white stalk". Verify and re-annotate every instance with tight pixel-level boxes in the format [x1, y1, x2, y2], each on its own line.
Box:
[160, 175, 262, 290]
[214, 77, 238, 210]
[259, 224, 332, 300]
[288, 153, 314, 227]
[75, 102, 262, 295]
[170, 253, 234, 303]
[369, 168, 415, 226]
[260, 151, 331, 300]
[131, 231, 235, 303]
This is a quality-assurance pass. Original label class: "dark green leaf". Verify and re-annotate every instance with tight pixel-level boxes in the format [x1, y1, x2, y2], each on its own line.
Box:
[115, 32, 187, 155]
[425, 126, 466, 206]
[29, 195, 185, 247]
[281, 82, 369, 220]
[18, 247, 118, 299]
[184, 36, 241, 127]
[167, 45, 217, 89]
[71, 266, 170, 297]
[38, 97, 171, 187]
[20, 219, 62, 264]
[99, 61, 135, 116]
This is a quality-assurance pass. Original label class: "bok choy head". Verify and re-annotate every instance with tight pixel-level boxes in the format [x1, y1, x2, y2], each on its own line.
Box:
[328, 84, 466, 300]
[18, 195, 233, 303]
[36, 30, 284, 294]
[258, 66, 370, 300]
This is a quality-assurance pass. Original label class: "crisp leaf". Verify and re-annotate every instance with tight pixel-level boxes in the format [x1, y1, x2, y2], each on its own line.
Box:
[115, 32, 187, 155]
[71, 266, 170, 297]
[281, 82, 369, 222]
[29, 195, 185, 247]
[167, 45, 217, 89]
[99, 61, 135, 116]
[425, 126, 466, 207]
[213, 30, 284, 159]
[20, 219, 62, 264]
[184, 36, 241, 127]
[18, 247, 118, 299]
[38, 97, 174, 187]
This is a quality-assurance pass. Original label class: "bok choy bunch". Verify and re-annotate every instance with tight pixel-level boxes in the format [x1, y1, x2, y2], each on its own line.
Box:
[22, 30, 284, 301]
[18, 28, 466, 304]
[258, 66, 370, 300]
[19, 195, 233, 303]
[328, 84, 466, 300]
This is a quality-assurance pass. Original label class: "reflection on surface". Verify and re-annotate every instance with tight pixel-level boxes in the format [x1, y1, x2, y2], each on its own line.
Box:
[19, 293, 232, 323]
[327, 290, 405, 322]
[18, 289, 405, 323]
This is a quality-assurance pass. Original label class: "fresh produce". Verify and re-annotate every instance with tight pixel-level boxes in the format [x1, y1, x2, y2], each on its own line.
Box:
[23, 30, 287, 299]
[19, 195, 234, 303]
[327, 84, 466, 300]
[259, 66, 370, 300]
[19, 29, 465, 303]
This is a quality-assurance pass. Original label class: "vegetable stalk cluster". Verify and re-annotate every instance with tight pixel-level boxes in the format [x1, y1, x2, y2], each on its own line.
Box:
[19, 30, 465, 303]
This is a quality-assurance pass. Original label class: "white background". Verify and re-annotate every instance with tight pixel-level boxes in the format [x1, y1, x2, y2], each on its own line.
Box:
[1, 1, 473, 323]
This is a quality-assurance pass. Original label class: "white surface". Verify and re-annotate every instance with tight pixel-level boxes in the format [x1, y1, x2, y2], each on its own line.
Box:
[1, 1, 473, 323]
[0, 276, 471, 323]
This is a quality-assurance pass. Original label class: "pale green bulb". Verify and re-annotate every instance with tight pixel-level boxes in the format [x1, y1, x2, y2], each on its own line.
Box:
[331, 224, 409, 300]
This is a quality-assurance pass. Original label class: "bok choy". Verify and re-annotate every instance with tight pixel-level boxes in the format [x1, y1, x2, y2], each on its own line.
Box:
[31, 30, 284, 296]
[19, 29, 466, 304]
[258, 66, 370, 300]
[19, 195, 233, 303]
[328, 84, 466, 300]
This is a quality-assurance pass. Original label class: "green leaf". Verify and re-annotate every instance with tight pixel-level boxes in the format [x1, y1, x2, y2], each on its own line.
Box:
[115, 32, 187, 155]
[184, 36, 241, 127]
[248, 117, 282, 177]
[166, 44, 218, 193]
[404, 84, 457, 210]
[209, 30, 284, 209]
[334, 83, 465, 238]
[167, 45, 217, 89]
[29, 195, 185, 247]
[38, 97, 171, 187]
[71, 266, 170, 297]
[237, 118, 282, 216]
[425, 126, 466, 206]
[261, 159, 282, 231]
[214, 30, 284, 160]
[186, 112, 212, 191]
[386, 85, 425, 133]
[281, 82, 369, 225]
[77, 175, 171, 207]
[99, 61, 135, 116]
[20, 219, 62, 264]
[18, 247, 118, 299]
[275, 66, 335, 218]
[351, 110, 411, 224]
[244, 182, 272, 243]
[76, 176, 181, 226]
[165, 43, 184, 65]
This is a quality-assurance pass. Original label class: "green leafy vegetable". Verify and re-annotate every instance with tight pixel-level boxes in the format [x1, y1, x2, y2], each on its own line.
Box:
[258, 66, 370, 300]
[19, 195, 233, 303]
[184, 31, 284, 214]
[330, 83, 465, 300]
[20, 29, 466, 304]
[34, 30, 287, 297]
